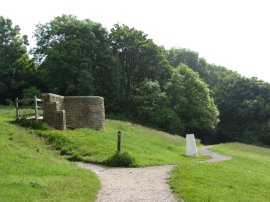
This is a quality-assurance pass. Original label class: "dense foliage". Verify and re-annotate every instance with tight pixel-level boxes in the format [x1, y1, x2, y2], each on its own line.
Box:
[166, 64, 219, 137]
[109, 24, 172, 111]
[167, 48, 270, 145]
[0, 16, 36, 104]
[1, 15, 270, 146]
[32, 15, 119, 111]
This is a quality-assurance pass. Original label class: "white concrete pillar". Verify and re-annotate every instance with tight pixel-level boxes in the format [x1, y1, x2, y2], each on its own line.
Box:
[186, 134, 198, 157]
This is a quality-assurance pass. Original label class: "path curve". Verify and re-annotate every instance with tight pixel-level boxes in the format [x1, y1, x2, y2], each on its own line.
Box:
[198, 145, 232, 162]
[76, 162, 177, 202]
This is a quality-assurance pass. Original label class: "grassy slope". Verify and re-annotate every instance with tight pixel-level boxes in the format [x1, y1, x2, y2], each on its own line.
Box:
[4, 107, 270, 201]
[0, 107, 99, 202]
[170, 143, 270, 202]
[39, 120, 201, 166]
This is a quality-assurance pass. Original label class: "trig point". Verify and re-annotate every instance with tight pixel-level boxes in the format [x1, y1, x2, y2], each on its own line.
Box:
[186, 134, 198, 157]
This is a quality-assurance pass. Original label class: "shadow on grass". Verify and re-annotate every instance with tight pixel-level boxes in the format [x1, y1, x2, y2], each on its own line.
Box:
[11, 117, 48, 130]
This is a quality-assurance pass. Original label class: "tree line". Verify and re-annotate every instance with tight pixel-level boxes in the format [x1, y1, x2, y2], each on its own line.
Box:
[0, 15, 269, 146]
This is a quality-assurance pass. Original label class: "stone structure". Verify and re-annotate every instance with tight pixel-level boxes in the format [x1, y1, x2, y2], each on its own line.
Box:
[186, 134, 198, 157]
[42, 93, 105, 130]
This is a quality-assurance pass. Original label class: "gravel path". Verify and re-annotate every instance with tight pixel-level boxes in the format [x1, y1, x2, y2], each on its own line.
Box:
[76, 162, 177, 202]
[76, 146, 230, 201]
[198, 145, 232, 162]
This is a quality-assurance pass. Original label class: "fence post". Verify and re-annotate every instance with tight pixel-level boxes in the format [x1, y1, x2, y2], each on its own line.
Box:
[117, 131, 122, 152]
[34, 96, 38, 122]
[15, 97, 19, 120]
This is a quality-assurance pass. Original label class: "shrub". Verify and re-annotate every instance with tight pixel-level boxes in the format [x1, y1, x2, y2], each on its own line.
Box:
[14, 117, 48, 130]
[106, 151, 135, 167]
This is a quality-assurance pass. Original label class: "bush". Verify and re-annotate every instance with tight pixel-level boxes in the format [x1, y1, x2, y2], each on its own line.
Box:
[106, 151, 135, 167]
[14, 117, 48, 130]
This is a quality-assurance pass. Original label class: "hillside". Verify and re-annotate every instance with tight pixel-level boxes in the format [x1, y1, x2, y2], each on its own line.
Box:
[38, 119, 193, 166]
[0, 107, 99, 201]
[170, 143, 270, 201]
[2, 107, 270, 201]
[2, 15, 270, 147]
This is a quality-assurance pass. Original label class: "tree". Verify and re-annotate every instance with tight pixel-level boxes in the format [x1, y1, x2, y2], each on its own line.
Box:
[132, 80, 184, 133]
[33, 15, 119, 111]
[166, 64, 219, 137]
[0, 16, 34, 104]
[109, 24, 172, 110]
[214, 75, 270, 145]
[166, 48, 209, 83]
[166, 47, 270, 146]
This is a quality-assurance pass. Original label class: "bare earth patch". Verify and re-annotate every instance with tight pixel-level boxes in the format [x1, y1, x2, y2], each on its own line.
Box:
[76, 162, 177, 202]
[198, 145, 232, 162]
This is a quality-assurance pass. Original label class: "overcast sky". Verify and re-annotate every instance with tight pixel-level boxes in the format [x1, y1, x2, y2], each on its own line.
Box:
[1, 0, 270, 82]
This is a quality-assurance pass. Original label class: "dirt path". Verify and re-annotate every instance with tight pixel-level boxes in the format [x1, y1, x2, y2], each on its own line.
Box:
[76, 162, 177, 202]
[198, 145, 232, 162]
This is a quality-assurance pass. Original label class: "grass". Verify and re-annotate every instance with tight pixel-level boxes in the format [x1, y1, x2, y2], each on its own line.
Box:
[4, 106, 270, 201]
[0, 107, 100, 201]
[37, 119, 204, 167]
[170, 143, 270, 202]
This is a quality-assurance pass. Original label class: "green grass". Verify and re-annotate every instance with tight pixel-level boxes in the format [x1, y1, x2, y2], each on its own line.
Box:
[38, 119, 203, 166]
[170, 143, 270, 202]
[0, 107, 100, 201]
[5, 106, 270, 201]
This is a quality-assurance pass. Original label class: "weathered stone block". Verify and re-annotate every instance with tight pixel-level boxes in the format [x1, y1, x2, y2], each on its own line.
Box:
[54, 110, 66, 130]
[42, 93, 105, 130]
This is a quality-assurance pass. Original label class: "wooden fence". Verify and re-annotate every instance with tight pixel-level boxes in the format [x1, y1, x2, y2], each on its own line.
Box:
[15, 96, 43, 121]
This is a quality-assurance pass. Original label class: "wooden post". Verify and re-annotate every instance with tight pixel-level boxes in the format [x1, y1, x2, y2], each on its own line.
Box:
[15, 97, 19, 120]
[34, 96, 38, 122]
[117, 131, 122, 152]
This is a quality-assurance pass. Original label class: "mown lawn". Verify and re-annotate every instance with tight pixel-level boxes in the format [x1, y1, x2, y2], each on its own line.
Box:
[0, 107, 99, 201]
[170, 143, 270, 202]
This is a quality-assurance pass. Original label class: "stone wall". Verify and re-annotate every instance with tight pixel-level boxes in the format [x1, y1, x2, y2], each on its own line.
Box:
[42, 93, 66, 130]
[42, 93, 105, 130]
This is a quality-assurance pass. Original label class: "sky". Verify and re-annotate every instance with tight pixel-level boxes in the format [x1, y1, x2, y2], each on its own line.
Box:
[1, 0, 270, 82]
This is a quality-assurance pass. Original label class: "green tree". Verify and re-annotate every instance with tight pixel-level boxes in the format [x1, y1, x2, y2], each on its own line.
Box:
[33, 15, 119, 111]
[0, 16, 34, 104]
[132, 80, 184, 133]
[166, 47, 270, 146]
[166, 64, 219, 137]
[109, 24, 172, 110]
[214, 76, 270, 145]
[166, 48, 209, 83]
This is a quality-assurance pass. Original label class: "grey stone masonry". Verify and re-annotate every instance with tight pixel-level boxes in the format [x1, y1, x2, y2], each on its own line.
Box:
[42, 93, 105, 130]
